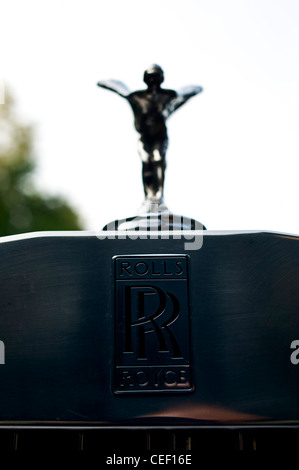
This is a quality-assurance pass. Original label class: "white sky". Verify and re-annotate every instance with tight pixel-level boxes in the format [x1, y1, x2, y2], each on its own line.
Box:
[1, 0, 299, 234]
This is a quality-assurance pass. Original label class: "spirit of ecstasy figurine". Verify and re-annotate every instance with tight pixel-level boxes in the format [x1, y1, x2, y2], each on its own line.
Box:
[98, 65, 205, 230]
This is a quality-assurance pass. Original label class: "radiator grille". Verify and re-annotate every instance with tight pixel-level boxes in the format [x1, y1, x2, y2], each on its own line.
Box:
[0, 428, 298, 451]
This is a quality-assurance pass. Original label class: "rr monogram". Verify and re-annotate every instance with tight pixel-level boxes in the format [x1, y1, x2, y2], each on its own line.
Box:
[124, 285, 181, 359]
[114, 255, 192, 393]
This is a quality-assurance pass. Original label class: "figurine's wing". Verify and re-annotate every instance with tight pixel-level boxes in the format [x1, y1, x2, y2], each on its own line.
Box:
[165, 85, 203, 118]
[97, 79, 131, 98]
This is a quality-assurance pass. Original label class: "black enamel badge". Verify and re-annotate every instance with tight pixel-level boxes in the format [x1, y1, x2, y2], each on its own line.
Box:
[114, 255, 192, 394]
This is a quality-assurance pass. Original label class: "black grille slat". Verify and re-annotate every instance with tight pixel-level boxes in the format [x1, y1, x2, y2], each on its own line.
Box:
[0, 428, 298, 451]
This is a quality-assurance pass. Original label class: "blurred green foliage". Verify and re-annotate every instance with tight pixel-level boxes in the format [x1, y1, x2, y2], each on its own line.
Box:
[0, 92, 83, 236]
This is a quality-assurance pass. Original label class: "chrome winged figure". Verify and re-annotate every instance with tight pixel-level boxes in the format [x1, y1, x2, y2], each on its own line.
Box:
[97, 64, 203, 206]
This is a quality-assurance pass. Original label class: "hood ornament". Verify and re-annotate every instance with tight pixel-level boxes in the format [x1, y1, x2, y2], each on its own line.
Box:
[98, 64, 205, 230]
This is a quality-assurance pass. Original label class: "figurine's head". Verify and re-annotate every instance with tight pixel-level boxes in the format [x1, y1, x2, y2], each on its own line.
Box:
[144, 64, 164, 87]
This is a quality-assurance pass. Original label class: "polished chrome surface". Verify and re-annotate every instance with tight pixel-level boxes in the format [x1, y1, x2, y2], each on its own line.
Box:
[98, 65, 202, 205]
[0, 230, 298, 425]
[98, 65, 204, 230]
